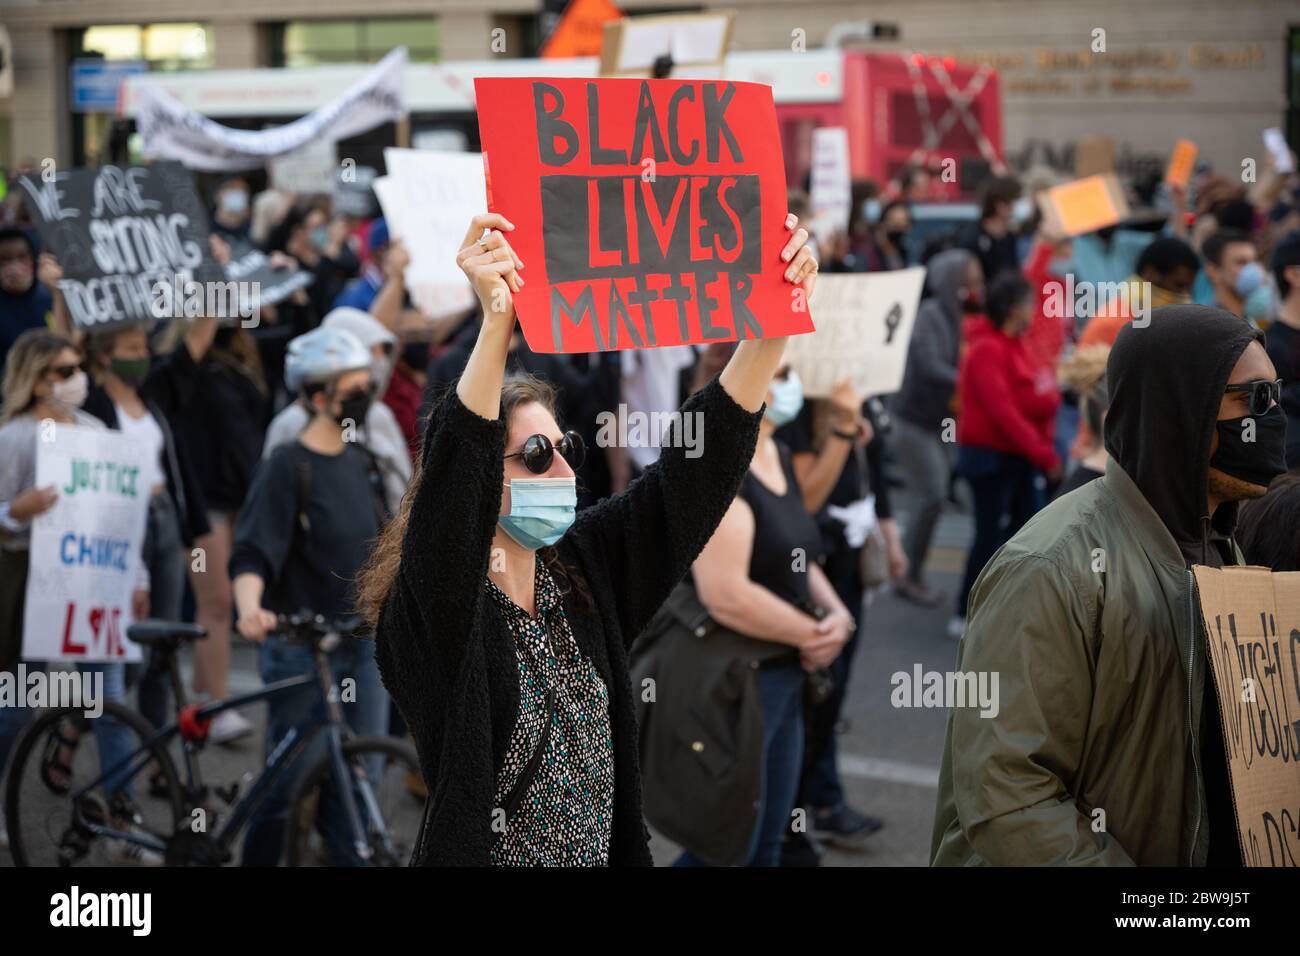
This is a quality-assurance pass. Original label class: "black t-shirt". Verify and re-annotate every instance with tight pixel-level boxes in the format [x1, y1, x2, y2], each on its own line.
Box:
[738, 442, 823, 608]
[1264, 320, 1300, 467]
[230, 441, 383, 619]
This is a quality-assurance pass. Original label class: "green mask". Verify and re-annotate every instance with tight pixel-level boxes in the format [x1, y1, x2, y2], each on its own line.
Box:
[110, 356, 150, 387]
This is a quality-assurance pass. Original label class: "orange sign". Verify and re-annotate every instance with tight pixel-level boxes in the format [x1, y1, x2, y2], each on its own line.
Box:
[542, 0, 624, 59]
[1037, 173, 1131, 238]
[1165, 139, 1198, 189]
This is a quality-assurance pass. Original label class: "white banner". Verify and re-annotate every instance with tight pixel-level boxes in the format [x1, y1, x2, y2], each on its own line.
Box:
[784, 268, 926, 399]
[22, 424, 151, 663]
[377, 147, 487, 318]
[135, 47, 407, 172]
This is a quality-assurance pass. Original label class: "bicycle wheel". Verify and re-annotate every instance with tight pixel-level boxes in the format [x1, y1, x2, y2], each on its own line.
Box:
[283, 735, 423, 867]
[5, 703, 184, 867]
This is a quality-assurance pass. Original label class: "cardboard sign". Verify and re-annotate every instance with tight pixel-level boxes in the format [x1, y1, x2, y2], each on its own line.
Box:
[23, 424, 151, 663]
[783, 268, 925, 399]
[1263, 128, 1295, 175]
[1073, 136, 1115, 178]
[474, 76, 812, 353]
[1164, 139, 1198, 189]
[223, 239, 313, 307]
[375, 149, 483, 318]
[1036, 173, 1130, 238]
[542, 0, 624, 59]
[1193, 566, 1300, 867]
[599, 12, 734, 78]
[17, 161, 226, 330]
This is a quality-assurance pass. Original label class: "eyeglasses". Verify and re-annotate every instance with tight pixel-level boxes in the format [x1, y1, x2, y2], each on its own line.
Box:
[505, 431, 585, 475]
[47, 364, 81, 381]
[1224, 378, 1281, 417]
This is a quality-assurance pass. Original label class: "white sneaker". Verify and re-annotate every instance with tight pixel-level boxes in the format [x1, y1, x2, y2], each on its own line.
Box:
[947, 615, 967, 641]
[106, 836, 164, 866]
[208, 708, 254, 746]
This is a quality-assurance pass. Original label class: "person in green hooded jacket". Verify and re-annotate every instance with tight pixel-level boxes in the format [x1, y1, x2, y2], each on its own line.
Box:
[931, 304, 1288, 866]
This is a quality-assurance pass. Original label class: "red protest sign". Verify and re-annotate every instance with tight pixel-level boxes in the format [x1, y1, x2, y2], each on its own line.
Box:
[473, 76, 814, 353]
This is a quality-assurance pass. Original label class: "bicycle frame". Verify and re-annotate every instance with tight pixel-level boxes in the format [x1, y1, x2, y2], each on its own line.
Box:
[62, 650, 376, 864]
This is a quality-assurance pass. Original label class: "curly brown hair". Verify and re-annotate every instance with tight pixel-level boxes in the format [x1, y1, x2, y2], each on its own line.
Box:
[355, 375, 590, 629]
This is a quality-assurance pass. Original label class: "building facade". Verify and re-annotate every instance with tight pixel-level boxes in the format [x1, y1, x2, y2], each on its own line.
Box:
[0, 0, 1297, 179]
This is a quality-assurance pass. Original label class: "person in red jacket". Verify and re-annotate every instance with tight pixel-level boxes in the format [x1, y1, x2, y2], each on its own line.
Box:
[951, 273, 1062, 637]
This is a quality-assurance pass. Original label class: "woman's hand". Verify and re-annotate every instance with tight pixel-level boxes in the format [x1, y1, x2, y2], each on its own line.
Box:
[37, 253, 63, 291]
[828, 378, 864, 430]
[10, 485, 58, 522]
[880, 517, 908, 581]
[235, 608, 277, 643]
[780, 213, 818, 297]
[456, 213, 523, 325]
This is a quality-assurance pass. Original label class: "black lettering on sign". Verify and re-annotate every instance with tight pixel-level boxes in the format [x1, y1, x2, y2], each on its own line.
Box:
[535, 83, 579, 166]
[540, 174, 759, 282]
[884, 302, 903, 344]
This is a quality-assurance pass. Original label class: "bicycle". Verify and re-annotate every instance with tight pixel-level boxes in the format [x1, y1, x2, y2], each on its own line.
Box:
[4, 612, 422, 866]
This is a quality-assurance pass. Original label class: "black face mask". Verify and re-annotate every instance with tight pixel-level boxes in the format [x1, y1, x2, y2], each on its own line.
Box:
[334, 388, 374, 427]
[884, 229, 908, 251]
[1209, 406, 1288, 488]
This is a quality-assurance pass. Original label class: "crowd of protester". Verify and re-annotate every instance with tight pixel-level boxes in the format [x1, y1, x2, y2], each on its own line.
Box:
[0, 134, 1298, 867]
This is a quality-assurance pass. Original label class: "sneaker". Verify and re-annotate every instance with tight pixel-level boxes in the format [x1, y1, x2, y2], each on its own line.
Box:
[780, 828, 823, 867]
[812, 804, 884, 848]
[894, 578, 946, 608]
[106, 836, 165, 866]
[208, 708, 254, 746]
[947, 615, 967, 641]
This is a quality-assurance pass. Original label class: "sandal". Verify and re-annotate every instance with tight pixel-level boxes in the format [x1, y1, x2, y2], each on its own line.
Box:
[40, 717, 81, 795]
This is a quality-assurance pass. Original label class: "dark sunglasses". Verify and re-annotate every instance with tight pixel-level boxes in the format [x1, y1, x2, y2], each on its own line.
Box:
[505, 430, 585, 475]
[47, 363, 81, 381]
[1224, 379, 1281, 417]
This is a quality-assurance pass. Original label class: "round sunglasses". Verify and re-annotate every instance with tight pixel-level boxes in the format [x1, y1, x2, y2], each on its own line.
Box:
[505, 430, 586, 474]
[1224, 378, 1281, 417]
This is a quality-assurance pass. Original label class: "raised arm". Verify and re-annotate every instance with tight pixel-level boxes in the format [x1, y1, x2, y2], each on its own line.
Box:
[373, 215, 524, 726]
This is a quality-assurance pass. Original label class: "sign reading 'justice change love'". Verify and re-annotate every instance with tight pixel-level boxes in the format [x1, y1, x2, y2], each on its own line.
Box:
[474, 77, 814, 353]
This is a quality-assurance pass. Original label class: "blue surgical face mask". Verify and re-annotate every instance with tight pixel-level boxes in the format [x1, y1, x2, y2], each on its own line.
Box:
[765, 371, 804, 428]
[1243, 282, 1274, 322]
[220, 190, 248, 218]
[1012, 196, 1034, 225]
[1234, 261, 1263, 298]
[311, 224, 329, 250]
[498, 476, 576, 551]
[863, 199, 882, 225]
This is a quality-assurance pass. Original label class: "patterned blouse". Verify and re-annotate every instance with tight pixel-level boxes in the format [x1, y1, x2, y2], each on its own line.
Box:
[487, 559, 615, 866]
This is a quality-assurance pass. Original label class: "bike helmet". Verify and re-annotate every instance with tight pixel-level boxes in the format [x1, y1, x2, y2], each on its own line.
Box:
[284, 325, 371, 393]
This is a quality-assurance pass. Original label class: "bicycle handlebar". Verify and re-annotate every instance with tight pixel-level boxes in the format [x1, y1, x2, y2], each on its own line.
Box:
[273, 611, 365, 644]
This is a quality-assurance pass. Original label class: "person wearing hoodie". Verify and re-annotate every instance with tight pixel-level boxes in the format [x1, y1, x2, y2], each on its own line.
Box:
[892, 249, 982, 608]
[0, 227, 69, 382]
[263, 306, 410, 516]
[952, 274, 1061, 636]
[931, 304, 1288, 866]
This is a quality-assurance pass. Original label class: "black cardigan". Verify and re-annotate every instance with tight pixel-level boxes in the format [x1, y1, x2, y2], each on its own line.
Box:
[375, 374, 762, 866]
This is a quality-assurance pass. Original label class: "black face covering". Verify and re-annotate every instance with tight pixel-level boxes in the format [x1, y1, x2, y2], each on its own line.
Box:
[1209, 407, 1288, 488]
[334, 388, 373, 427]
[885, 229, 908, 251]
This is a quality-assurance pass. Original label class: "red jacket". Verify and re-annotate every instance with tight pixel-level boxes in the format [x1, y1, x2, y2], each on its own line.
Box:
[956, 315, 1060, 472]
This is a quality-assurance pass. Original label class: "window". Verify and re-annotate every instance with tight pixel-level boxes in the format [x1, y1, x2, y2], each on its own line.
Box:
[275, 18, 439, 67]
[80, 23, 212, 71]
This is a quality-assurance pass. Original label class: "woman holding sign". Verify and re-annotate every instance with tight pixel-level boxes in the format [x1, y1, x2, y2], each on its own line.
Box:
[359, 212, 818, 866]
[0, 329, 149, 860]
